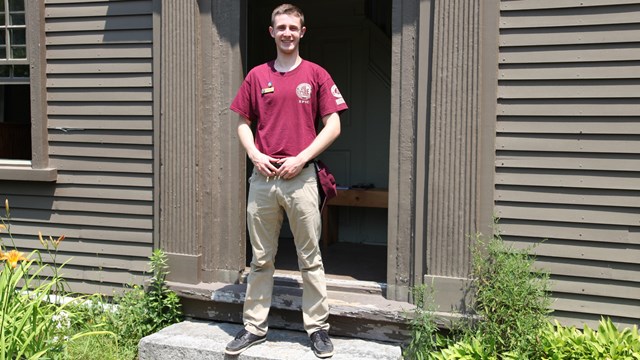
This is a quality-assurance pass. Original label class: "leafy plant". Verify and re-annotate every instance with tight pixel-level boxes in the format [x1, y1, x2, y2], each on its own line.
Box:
[463, 228, 552, 358]
[0, 199, 112, 359]
[404, 284, 450, 359]
[78, 249, 184, 357]
[406, 225, 552, 359]
[539, 318, 640, 359]
[146, 249, 183, 331]
[405, 223, 639, 360]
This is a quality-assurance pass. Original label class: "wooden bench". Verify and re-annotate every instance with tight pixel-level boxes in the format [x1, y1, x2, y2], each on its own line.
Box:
[321, 188, 389, 247]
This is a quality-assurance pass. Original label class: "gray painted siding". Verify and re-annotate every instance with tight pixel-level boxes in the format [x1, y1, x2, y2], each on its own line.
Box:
[1, 0, 154, 294]
[496, 0, 640, 327]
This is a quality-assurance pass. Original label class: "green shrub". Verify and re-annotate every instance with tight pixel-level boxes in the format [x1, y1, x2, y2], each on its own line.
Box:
[406, 224, 640, 360]
[539, 318, 640, 360]
[407, 227, 552, 359]
[466, 230, 552, 358]
[66, 249, 183, 358]
[404, 285, 451, 360]
[112, 249, 183, 349]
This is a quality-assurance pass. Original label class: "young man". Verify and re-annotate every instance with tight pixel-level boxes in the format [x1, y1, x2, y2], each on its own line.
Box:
[225, 3, 348, 358]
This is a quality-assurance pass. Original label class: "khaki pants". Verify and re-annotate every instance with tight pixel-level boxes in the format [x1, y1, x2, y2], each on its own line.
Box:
[243, 165, 330, 337]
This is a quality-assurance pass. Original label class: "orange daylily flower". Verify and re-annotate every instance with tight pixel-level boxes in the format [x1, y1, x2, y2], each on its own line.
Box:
[0, 224, 6, 232]
[4, 250, 27, 269]
[54, 235, 65, 246]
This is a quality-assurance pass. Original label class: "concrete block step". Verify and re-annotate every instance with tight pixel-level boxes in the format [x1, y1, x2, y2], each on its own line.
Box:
[169, 280, 414, 343]
[139, 320, 403, 360]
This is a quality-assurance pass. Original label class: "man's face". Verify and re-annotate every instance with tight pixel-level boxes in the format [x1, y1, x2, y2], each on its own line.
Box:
[269, 14, 306, 55]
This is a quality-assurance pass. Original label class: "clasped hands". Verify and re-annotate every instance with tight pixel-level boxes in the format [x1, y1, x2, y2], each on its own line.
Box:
[252, 153, 306, 181]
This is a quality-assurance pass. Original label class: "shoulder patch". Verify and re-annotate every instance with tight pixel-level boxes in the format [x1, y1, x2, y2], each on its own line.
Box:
[331, 85, 345, 105]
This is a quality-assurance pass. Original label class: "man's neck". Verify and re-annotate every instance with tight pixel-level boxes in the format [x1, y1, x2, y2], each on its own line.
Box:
[274, 53, 302, 72]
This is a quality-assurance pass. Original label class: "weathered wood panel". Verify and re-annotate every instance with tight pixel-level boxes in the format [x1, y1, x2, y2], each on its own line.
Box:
[496, 187, 640, 208]
[496, 170, 640, 190]
[48, 130, 153, 144]
[496, 154, 640, 172]
[496, 0, 640, 327]
[47, 75, 152, 88]
[55, 172, 152, 187]
[0, 0, 155, 293]
[535, 257, 640, 282]
[496, 117, 640, 133]
[49, 143, 153, 159]
[501, 0, 640, 11]
[501, 27, 640, 47]
[500, 220, 640, 245]
[49, 115, 153, 130]
[47, 59, 152, 74]
[500, 46, 640, 64]
[499, 63, 640, 80]
[501, 6, 640, 28]
[496, 134, 640, 153]
[6, 194, 152, 215]
[44, 1, 151, 18]
[551, 276, 640, 299]
[47, 44, 152, 59]
[553, 294, 640, 320]
[498, 81, 640, 98]
[46, 0, 130, 4]
[506, 238, 640, 264]
[46, 29, 152, 45]
[51, 157, 152, 173]
[48, 89, 152, 102]
[6, 221, 152, 243]
[46, 16, 152, 32]
[498, 101, 640, 116]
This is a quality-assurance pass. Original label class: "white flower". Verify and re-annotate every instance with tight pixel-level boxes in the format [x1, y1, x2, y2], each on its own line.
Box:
[52, 310, 71, 330]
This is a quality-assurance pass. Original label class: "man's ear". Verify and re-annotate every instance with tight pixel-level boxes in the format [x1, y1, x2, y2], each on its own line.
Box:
[269, 26, 275, 38]
[300, 26, 307, 38]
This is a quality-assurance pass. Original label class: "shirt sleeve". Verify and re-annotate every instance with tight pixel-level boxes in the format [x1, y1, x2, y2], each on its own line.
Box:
[316, 68, 348, 118]
[230, 72, 254, 121]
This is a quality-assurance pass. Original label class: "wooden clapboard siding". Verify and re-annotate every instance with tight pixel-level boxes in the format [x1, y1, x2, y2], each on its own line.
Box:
[0, 0, 155, 294]
[45, 15, 152, 32]
[497, 0, 640, 327]
[49, 115, 153, 130]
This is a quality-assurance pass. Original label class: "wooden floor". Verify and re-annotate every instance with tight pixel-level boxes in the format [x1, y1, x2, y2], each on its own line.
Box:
[246, 238, 387, 283]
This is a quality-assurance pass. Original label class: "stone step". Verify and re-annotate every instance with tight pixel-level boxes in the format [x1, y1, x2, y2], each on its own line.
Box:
[168, 279, 415, 343]
[139, 320, 403, 360]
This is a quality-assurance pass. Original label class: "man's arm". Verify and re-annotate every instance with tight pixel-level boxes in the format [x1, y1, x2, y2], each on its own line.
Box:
[237, 117, 279, 177]
[275, 112, 341, 179]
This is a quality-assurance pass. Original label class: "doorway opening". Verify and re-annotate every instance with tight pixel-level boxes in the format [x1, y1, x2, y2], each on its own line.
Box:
[244, 0, 392, 284]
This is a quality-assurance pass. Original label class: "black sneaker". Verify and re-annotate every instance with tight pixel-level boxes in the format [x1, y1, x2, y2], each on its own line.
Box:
[310, 329, 334, 358]
[225, 328, 266, 355]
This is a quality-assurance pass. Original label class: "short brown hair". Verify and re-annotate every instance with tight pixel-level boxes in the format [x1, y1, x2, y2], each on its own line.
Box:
[271, 4, 305, 27]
